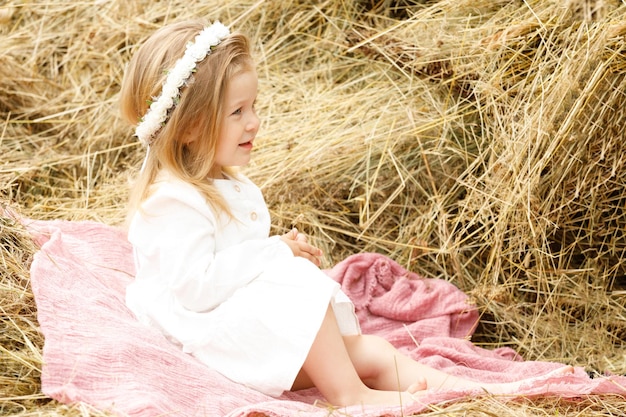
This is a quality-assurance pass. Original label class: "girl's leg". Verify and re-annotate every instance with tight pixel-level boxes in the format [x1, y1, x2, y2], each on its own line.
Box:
[342, 334, 574, 394]
[292, 306, 419, 407]
[342, 334, 428, 391]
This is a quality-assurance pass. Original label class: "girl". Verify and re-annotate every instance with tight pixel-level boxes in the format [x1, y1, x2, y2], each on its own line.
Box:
[119, 20, 572, 408]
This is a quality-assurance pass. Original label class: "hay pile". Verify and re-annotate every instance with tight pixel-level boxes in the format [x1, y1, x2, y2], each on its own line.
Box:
[2, 0, 625, 415]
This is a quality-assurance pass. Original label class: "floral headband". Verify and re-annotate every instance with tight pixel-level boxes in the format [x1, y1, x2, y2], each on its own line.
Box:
[135, 21, 231, 147]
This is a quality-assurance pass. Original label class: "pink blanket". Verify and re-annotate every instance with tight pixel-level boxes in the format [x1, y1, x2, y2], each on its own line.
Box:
[26, 219, 626, 416]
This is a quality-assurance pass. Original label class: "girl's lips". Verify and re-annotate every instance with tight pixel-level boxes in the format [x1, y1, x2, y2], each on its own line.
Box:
[239, 141, 253, 149]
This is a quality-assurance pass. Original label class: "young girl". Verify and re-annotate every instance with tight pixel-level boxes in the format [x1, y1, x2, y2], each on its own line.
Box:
[119, 19, 572, 408]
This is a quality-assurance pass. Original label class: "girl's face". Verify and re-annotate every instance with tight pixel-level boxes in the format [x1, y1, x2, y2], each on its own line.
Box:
[211, 69, 259, 178]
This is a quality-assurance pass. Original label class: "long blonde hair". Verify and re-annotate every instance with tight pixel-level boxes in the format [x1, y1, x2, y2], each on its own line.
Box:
[120, 20, 254, 219]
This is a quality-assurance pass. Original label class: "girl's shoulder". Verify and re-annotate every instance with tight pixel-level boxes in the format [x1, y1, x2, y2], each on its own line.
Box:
[145, 170, 207, 209]
[147, 171, 259, 203]
[144, 170, 264, 214]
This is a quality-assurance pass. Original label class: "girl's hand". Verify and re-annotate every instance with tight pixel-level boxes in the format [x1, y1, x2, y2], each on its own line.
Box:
[280, 228, 323, 267]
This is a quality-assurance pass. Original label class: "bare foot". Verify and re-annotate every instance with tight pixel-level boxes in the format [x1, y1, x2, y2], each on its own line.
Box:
[338, 379, 429, 407]
[348, 388, 414, 407]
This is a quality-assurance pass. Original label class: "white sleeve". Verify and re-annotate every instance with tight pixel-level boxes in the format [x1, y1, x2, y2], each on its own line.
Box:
[129, 187, 293, 313]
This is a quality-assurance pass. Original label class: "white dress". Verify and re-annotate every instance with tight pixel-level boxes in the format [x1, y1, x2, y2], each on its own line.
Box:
[126, 171, 360, 396]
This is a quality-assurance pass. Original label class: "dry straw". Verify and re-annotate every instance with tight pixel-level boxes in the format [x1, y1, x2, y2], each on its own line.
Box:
[1, 0, 626, 415]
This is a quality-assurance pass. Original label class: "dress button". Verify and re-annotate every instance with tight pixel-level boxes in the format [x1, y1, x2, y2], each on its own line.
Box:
[234, 184, 241, 192]
[250, 211, 258, 221]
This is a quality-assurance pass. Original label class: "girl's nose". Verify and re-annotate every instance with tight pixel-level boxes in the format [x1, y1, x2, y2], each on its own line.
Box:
[247, 112, 260, 132]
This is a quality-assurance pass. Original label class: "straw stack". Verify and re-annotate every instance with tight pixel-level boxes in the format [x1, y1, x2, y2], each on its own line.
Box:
[2, 0, 625, 415]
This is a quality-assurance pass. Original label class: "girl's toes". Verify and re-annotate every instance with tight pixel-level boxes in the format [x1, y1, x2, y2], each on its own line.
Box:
[407, 377, 427, 393]
[548, 365, 575, 377]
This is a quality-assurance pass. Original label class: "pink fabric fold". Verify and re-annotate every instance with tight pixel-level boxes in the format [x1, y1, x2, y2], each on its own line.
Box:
[324, 252, 479, 354]
[26, 219, 626, 417]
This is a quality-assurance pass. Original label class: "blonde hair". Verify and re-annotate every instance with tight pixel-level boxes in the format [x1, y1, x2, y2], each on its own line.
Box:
[120, 20, 254, 219]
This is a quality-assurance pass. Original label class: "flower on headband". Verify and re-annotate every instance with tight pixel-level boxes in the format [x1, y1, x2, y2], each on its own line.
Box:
[135, 21, 230, 147]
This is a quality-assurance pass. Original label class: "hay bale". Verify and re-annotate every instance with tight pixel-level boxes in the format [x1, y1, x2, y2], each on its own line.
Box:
[0, 211, 42, 413]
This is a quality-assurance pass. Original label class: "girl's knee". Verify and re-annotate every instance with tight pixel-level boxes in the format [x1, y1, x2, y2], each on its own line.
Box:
[363, 334, 395, 351]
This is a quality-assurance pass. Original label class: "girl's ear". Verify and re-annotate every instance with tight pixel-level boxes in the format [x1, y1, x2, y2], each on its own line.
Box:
[181, 119, 202, 144]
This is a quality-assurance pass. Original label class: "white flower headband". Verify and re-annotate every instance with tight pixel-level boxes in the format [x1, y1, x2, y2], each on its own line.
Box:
[135, 21, 231, 147]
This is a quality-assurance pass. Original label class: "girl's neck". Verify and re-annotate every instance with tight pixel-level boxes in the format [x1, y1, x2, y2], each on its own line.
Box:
[208, 167, 226, 180]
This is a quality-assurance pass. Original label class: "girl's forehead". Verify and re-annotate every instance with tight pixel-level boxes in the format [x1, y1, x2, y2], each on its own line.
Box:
[225, 70, 258, 97]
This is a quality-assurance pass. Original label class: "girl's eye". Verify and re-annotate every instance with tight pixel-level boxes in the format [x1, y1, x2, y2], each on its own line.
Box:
[232, 108, 242, 115]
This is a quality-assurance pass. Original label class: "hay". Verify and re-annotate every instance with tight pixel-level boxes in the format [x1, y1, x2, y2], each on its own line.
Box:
[1, 0, 626, 415]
